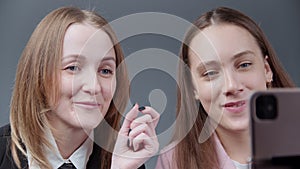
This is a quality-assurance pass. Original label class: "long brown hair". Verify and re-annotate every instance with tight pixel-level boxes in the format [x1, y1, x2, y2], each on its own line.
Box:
[174, 7, 295, 169]
[10, 7, 129, 169]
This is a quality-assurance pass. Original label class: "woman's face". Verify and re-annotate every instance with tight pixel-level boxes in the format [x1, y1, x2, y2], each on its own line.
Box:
[189, 24, 273, 133]
[48, 23, 116, 132]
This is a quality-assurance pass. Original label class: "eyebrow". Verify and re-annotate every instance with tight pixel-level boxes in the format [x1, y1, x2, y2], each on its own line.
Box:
[62, 54, 83, 62]
[231, 50, 255, 61]
[196, 50, 255, 72]
[101, 56, 116, 63]
[196, 60, 219, 73]
[62, 54, 116, 63]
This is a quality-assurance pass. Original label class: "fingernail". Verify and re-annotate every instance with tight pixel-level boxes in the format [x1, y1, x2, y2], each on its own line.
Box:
[128, 128, 132, 135]
[138, 106, 145, 111]
[132, 103, 136, 108]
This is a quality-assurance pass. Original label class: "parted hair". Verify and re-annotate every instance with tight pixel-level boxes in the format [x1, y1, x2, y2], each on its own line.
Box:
[174, 6, 295, 169]
[10, 6, 129, 169]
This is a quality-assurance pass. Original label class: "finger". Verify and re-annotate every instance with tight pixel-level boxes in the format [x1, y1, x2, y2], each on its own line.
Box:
[129, 123, 155, 141]
[130, 114, 153, 129]
[132, 133, 159, 156]
[140, 106, 160, 127]
[129, 119, 155, 148]
[119, 103, 139, 136]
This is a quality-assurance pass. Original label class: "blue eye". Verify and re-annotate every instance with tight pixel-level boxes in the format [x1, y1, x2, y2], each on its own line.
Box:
[65, 65, 80, 72]
[203, 70, 218, 77]
[239, 62, 252, 68]
[100, 69, 113, 75]
[202, 70, 219, 81]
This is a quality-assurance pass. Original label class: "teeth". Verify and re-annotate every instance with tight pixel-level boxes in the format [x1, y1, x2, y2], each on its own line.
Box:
[227, 102, 243, 107]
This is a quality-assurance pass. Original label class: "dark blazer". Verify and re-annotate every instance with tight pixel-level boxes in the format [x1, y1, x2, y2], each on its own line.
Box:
[0, 124, 145, 169]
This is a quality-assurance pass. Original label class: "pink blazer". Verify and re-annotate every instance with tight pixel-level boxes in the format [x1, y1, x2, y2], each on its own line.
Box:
[155, 135, 237, 169]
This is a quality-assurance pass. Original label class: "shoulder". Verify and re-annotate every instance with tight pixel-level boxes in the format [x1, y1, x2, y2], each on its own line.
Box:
[0, 124, 11, 156]
[155, 142, 177, 169]
[0, 124, 11, 150]
[0, 124, 29, 169]
[214, 134, 236, 169]
[0, 124, 14, 168]
[0, 124, 11, 138]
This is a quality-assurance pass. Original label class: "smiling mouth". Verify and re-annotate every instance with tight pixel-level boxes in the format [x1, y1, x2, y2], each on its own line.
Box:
[73, 102, 101, 109]
[223, 100, 246, 113]
[224, 101, 246, 107]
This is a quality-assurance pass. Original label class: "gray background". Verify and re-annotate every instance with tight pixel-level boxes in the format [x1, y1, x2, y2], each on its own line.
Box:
[1, 1, 300, 168]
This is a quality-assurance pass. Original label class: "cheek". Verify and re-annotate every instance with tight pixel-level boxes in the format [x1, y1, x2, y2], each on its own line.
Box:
[102, 78, 116, 100]
[60, 76, 77, 97]
[195, 80, 220, 112]
[52, 76, 76, 116]
[243, 73, 267, 90]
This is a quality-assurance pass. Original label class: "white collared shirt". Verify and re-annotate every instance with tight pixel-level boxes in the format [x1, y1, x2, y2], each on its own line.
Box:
[27, 129, 94, 169]
[232, 159, 251, 169]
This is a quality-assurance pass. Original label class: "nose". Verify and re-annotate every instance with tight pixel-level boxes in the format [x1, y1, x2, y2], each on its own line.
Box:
[82, 72, 101, 95]
[222, 70, 243, 96]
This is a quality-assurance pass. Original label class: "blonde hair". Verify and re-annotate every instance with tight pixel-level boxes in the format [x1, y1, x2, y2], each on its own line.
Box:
[174, 7, 295, 169]
[10, 7, 129, 169]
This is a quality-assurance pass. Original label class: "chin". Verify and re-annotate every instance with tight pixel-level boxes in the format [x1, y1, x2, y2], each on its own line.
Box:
[75, 108, 105, 125]
[231, 124, 249, 133]
[77, 116, 103, 130]
[77, 124, 98, 133]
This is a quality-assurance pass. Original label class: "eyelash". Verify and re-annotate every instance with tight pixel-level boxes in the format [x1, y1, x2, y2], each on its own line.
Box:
[203, 70, 218, 77]
[99, 68, 114, 76]
[238, 62, 252, 69]
[63, 64, 115, 77]
[202, 70, 219, 81]
[64, 65, 80, 72]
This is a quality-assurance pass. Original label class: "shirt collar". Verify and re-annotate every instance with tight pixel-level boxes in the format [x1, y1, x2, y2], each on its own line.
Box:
[68, 131, 94, 169]
[27, 128, 94, 169]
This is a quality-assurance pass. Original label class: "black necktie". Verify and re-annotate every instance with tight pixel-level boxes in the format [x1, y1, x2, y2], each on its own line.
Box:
[58, 163, 77, 169]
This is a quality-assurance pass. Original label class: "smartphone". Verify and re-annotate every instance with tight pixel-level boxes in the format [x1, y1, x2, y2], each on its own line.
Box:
[250, 89, 300, 169]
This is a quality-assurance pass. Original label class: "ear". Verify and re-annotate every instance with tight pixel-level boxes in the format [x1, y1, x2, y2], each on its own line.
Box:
[194, 89, 199, 100]
[264, 55, 273, 82]
[190, 70, 200, 100]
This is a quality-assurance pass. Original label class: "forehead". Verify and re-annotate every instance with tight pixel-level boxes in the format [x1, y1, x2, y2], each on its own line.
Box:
[188, 24, 260, 63]
[63, 23, 115, 60]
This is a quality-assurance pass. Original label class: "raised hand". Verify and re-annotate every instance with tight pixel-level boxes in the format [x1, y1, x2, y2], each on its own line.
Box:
[111, 104, 160, 169]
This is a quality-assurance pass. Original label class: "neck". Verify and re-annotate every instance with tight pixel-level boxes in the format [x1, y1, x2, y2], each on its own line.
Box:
[51, 127, 89, 159]
[46, 112, 92, 159]
[216, 127, 251, 164]
[52, 127, 90, 159]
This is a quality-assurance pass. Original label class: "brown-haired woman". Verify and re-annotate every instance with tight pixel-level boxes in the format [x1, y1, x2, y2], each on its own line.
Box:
[156, 7, 294, 169]
[0, 7, 159, 169]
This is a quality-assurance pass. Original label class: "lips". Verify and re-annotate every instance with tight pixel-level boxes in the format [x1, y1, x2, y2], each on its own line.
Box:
[224, 101, 245, 107]
[73, 101, 101, 109]
[223, 100, 246, 113]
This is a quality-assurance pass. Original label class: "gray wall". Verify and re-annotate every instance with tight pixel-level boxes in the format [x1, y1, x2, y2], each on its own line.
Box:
[1, 1, 300, 168]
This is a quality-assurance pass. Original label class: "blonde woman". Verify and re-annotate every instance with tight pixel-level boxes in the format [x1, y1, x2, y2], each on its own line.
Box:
[0, 7, 159, 169]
